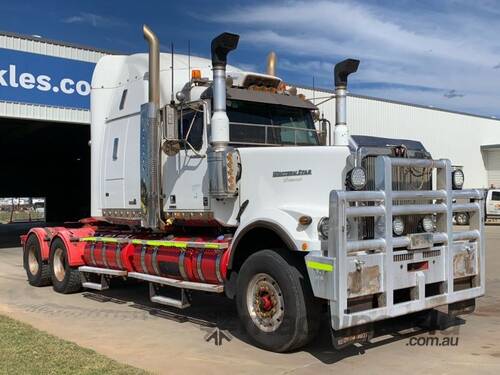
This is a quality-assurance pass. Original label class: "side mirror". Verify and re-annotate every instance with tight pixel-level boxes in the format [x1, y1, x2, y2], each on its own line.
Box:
[161, 104, 180, 156]
[318, 116, 331, 146]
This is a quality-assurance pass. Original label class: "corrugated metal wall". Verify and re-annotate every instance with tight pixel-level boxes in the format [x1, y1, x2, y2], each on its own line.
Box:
[0, 32, 107, 124]
[298, 86, 500, 188]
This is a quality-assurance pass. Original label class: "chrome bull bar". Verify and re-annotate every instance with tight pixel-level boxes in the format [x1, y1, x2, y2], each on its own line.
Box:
[306, 156, 486, 331]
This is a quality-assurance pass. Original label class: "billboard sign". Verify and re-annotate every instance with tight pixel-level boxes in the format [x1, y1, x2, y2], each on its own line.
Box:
[0, 48, 96, 110]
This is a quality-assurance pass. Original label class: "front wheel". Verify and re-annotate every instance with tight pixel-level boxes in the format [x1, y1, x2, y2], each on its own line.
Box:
[236, 249, 321, 352]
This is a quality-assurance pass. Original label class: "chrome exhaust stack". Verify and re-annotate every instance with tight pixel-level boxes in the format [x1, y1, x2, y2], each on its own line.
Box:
[140, 25, 161, 229]
[207, 32, 240, 199]
[266, 51, 277, 76]
[333, 59, 359, 146]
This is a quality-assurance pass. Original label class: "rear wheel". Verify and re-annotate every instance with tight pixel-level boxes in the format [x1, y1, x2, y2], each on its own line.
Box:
[236, 249, 321, 352]
[23, 234, 51, 286]
[49, 238, 81, 294]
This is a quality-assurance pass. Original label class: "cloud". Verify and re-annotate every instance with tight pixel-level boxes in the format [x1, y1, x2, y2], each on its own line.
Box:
[205, 0, 500, 116]
[444, 89, 465, 99]
[62, 12, 125, 28]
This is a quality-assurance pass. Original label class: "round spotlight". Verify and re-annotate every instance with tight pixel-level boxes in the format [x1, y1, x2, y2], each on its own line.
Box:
[422, 215, 435, 233]
[318, 217, 330, 239]
[452, 169, 464, 190]
[392, 217, 405, 236]
[347, 167, 367, 190]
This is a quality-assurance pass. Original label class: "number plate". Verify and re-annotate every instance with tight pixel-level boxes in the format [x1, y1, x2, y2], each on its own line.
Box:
[408, 233, 433, 250]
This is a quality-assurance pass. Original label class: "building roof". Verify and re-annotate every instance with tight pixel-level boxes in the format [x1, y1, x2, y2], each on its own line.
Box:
[0, 30, 120, 55]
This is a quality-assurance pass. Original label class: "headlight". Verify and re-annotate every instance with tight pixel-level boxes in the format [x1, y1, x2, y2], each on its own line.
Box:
[392, 217, 405, 236]
[347, 167, 367, 190]
[318, 217, 329, 239]
[452, 169, 464, 190]
[422, 215, 435, 233]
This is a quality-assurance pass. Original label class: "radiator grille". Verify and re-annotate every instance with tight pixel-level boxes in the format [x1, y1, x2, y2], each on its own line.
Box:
[361, 155, 432, 239]
[394, 253, 414, 262]
[423, 249, 441, 258]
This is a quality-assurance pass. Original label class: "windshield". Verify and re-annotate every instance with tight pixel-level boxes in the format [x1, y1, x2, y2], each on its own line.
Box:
[226, 100, 318, 146]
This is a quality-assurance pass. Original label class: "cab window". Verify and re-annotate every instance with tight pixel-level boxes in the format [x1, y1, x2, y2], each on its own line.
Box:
[226, 100, 318, 146]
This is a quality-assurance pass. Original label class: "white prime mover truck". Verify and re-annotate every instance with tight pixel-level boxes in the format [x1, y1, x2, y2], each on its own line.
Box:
[21, 26, 486, 352]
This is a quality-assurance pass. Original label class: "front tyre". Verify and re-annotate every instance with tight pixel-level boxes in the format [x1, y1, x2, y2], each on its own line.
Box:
[23, 234, 51, 286]
[236, 249, 320, 352]
[49, 238, 81, 294]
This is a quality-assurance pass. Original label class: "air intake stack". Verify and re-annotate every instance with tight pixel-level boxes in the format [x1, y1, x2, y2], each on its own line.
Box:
[210, 32, 239, 150]
[333, 59, 360, 146]
[207, 32, 240, 199]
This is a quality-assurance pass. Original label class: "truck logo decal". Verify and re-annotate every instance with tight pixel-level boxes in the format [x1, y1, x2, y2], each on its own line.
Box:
[272, 169, 312, 178]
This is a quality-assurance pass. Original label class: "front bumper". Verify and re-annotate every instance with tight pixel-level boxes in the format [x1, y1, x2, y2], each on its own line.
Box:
[306, 156, 486, 331]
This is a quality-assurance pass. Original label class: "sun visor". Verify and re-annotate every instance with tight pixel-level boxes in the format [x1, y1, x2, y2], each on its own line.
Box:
[201, 87, 317, 110]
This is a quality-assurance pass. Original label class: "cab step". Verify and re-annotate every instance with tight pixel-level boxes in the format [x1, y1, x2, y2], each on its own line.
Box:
[78, 266, 127, 291]
[149, 283, 191, 309]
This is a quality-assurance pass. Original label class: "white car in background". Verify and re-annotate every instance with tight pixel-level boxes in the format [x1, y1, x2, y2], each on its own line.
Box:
[455, 188, 500, 225]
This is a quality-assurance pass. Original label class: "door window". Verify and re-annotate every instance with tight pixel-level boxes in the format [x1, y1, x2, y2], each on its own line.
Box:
[178, 109, 204, 151]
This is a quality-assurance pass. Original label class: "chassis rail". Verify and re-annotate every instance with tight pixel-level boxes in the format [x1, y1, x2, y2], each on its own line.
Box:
[306, 156, 486, 330]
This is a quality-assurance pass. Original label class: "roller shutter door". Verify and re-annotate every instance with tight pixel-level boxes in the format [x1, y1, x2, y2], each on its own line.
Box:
[486, 150, 500, 188]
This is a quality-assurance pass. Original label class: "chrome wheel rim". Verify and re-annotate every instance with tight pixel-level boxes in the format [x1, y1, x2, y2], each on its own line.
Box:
[246, 273, 285, 332]
[53, 248, 66, 282]
[28, 246, 39, 275]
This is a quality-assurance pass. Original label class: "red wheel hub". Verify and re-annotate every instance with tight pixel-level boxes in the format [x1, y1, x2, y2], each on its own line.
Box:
[259, 291, 274, 311]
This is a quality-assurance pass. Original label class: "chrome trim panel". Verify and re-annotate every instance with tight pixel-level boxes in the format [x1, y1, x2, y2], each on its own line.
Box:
[178, 251, 188, 280]
[152, 246, 160, 276]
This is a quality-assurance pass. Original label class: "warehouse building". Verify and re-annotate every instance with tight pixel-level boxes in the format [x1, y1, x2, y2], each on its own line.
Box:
[0, 31, 107, 222]
[298, 88, 500, 189]
[1, 30, 500, 222]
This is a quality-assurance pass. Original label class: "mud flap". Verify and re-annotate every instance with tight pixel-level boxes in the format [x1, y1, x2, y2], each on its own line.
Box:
[331, 322, 374, 349]
[448, 298, 475, 318]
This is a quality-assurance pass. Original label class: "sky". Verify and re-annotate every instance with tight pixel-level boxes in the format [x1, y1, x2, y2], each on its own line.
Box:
[2, 0, 500, 117]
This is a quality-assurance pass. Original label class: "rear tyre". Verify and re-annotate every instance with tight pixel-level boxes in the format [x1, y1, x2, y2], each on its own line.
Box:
[49, 238, 81, 294]
[23, 234, 51, 287]
[236, 249, 321, 352]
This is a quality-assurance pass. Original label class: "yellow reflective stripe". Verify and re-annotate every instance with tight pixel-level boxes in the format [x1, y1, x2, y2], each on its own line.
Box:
[80, 237, 119, 243]
[130, 239, 226, 249]
[306, 261, 334, 272]
[102, 238, 118, 243]
[204, 243, 222, 249]
[131, 239, 187, 248]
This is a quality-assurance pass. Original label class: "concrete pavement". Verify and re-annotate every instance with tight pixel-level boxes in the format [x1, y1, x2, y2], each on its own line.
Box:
[0, 227, 499, 374]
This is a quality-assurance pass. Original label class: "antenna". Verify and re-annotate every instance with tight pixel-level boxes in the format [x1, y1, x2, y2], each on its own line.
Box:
[188, 40, 191, 83]
[312, 75, 316, 104]
[170, 42, 175, 104]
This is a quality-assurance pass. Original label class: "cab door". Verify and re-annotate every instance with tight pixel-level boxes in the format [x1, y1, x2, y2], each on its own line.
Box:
[163, 103, 209, 212]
